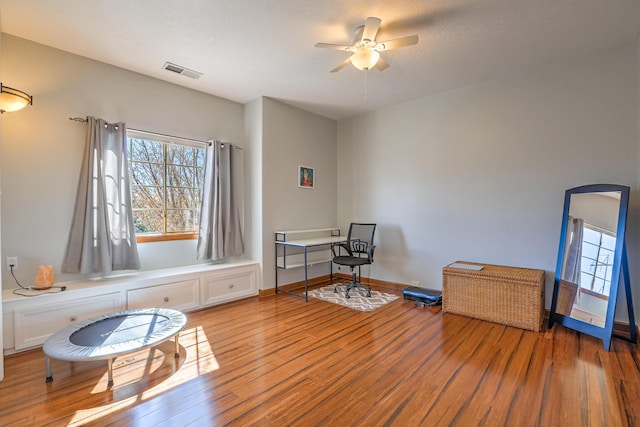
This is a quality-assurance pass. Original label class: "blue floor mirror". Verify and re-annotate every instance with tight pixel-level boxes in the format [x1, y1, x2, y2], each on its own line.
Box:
[548, 184, 637, 351]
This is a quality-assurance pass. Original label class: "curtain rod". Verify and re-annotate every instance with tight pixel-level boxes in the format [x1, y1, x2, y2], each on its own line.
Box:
[68, 117, 242, 150]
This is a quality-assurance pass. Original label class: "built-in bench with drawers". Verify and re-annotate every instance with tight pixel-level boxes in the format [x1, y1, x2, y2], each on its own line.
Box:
[2, 260, 259, 354]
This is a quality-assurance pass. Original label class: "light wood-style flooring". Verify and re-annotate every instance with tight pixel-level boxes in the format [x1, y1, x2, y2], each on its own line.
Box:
[1, 284, 639, 426]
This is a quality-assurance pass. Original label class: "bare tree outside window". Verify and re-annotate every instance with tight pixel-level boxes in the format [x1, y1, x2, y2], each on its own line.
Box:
[128, 135, 205, 237]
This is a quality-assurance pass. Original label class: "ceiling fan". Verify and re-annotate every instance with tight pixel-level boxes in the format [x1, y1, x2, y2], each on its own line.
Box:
[315, 17, 419, 72]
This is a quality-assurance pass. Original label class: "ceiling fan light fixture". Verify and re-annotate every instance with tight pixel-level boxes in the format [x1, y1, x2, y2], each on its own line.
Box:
[316, 16, 418, 73]
[350, 48, 380, 71]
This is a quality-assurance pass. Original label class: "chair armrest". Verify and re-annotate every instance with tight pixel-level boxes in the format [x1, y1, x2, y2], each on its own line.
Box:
[332, 242, 351, 257]
[367, 245, 376, 262]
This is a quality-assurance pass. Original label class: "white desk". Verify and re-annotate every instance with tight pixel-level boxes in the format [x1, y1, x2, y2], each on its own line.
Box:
[275, 228, 346, 301]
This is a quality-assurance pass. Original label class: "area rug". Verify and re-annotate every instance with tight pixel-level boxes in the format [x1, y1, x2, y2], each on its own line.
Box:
[308, 284, 400, 312]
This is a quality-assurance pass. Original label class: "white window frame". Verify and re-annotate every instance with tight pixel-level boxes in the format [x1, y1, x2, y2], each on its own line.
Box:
[127, 130, 206, 242]
[579, 223, 615, 298]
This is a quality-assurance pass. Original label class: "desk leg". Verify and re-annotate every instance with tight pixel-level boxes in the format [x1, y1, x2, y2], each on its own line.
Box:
[275, 242, 279, 295]
[107, 358, 114, 387]
[45, 356, 53, 383]
[330, 246, 334, 281]
[304, 247, 308, 302]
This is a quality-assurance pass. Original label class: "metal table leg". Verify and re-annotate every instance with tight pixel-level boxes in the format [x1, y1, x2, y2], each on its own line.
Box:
[303, 247, 308, 302]
[45, 356, 53, 383]
[107, 358, 114, 387]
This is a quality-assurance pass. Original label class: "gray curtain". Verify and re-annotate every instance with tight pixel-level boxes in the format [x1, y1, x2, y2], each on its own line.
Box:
[561, 215, 584, 284]
[197, 141, 244, 261]
[62, 117, 140, 274]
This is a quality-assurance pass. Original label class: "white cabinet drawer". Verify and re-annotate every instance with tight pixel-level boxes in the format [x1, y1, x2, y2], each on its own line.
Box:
[127, 279, 199, 312]
[201, 268, 257, 306]
[14, 293, 121, 351]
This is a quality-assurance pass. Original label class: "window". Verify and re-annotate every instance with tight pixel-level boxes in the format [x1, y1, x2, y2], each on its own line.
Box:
[127, 131, 206, 241]
[579, 224, 615, 297]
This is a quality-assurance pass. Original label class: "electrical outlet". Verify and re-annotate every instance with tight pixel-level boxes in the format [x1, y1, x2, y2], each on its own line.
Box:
[7, 256, 18, 270]
[411, 280, 420, 287]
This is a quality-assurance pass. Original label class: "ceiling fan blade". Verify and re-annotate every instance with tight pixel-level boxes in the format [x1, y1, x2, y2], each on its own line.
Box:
[375, 57, 389, 71]
[315, 42, 350, 51]
[377, 34, 419, 50]
[330, 57, 352, 73]
[362, 17, 381, 41]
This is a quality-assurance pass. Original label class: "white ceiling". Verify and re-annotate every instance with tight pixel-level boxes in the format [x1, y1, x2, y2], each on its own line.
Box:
[1, 0, 639, 120]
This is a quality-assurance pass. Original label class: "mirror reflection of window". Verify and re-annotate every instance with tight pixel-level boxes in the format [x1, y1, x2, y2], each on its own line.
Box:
[580, 224, 615, 297]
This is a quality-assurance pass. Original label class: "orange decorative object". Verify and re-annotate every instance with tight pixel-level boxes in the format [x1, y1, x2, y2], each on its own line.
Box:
[34, 265, 55, 290]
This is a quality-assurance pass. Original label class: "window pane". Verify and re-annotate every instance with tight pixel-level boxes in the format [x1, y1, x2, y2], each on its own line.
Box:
[580, 272, 593, 287]
[197, 149, 206, 167]
[131, 186, 163, 209]
[580, 257, 597, 276]
[167, 145, 196, 166]
[128, 132, 205, 237]
[166, 188, 197, 209]
[194, 185, 203, 208]
[131, 162, 164, 186]
[601, 234, 616, 251]
[581, 228, 600, 245]
[581, 241, 599, 260]
[167, 165, 196, 188]
[166, 209, 198, 232]
[133, 210, 163, 233]
[597, 250, 614, 268]
[196, 166, 204, 186]
[591, 276, 606, 294]
[579, 225, 613, 296]
[130, 139, 163, 163]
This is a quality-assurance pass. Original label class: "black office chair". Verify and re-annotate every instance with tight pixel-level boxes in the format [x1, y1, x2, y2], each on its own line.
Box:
[332, 223, 376, 298]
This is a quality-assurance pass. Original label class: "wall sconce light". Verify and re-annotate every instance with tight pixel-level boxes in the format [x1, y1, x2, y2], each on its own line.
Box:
[0, 83, 33, 113]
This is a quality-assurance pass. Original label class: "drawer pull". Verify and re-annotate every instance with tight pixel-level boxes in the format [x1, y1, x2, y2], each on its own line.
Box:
[70, 316, 77, 322]
[164, 297, 170, 302]
[229, 283, 235, 289]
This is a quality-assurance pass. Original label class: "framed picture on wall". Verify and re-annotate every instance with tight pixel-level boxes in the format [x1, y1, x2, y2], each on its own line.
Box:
[298, 165, 314, 189]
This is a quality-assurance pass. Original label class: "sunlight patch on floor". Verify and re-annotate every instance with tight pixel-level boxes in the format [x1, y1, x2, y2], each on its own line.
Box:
[68, 325, 218, 426]
[89, 348, 167, 394]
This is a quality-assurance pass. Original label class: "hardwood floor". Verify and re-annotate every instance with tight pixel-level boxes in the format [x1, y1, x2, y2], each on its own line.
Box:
[1, 285, 639, 426]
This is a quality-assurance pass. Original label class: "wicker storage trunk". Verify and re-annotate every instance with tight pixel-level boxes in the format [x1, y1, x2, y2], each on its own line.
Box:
[442, 261, 545, 332]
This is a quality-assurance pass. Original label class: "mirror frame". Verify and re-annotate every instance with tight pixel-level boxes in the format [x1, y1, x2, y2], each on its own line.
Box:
[548, 184, 635, 351]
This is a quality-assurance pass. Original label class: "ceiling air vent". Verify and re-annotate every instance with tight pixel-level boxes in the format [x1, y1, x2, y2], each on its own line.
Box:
[162, 62, 203, 79]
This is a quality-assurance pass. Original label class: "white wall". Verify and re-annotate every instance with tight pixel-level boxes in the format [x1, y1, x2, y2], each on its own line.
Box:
[630, 36, 640, 323]
[1, 32, 638, 321]
[570, 193, 621, 233]
[0, 35, 247, 288]
[243, 98, 263, 263]
[338, 42, 639, 312]
[243, 98, 263, 282]
[0, 24, 4, 380]
[261, 97, 337, 289]
[0, 36, 339, 294]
